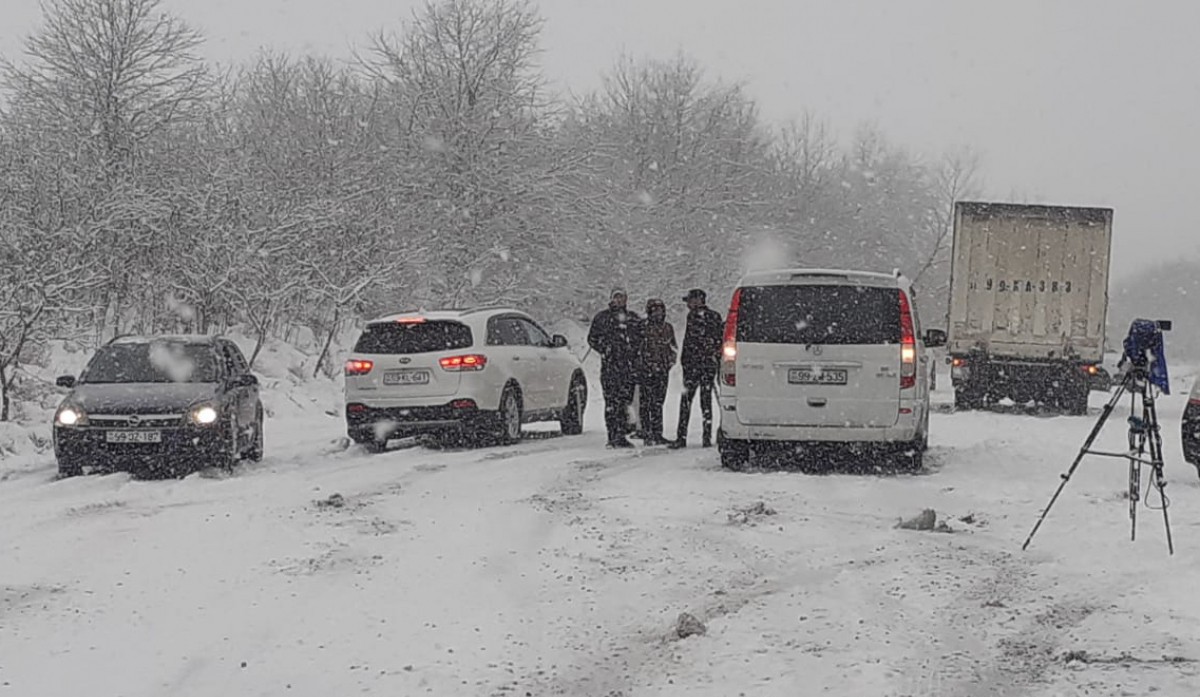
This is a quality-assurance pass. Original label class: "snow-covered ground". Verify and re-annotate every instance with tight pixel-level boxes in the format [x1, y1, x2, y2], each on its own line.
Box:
[4, 354, 1200, 696]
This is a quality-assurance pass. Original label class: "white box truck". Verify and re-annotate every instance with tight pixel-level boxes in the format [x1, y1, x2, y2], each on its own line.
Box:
[947, 201, 1113, 414]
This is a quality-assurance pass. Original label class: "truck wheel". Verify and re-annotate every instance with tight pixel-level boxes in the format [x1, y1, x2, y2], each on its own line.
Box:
[954, 388, 983, 411]
[1066, 386, 1089, 416]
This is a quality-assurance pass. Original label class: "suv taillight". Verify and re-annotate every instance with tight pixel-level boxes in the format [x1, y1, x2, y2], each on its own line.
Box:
[720, 288, 741, 387]
[345, 359, 374, 376]
[439, 354, 487, 371]
[899, 291, 916, 390]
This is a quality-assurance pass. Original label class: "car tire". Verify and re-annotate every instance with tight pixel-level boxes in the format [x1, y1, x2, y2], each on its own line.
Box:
[247, 406, 264, 462]
[215, 415, 240, 473]
[1065, 385, 1089, 416]
[954, 387, 984, 411]
[717, 430, 751, 471]
[496, 386, 523, 445]
[893, 440, 925, 472]
[57, 457, 83, 479]
[561, 375, 587, 436]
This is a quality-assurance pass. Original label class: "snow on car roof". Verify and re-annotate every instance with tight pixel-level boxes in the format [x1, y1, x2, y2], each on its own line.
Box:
[368, 307, 524, 324]
[737, 268, 905, 287]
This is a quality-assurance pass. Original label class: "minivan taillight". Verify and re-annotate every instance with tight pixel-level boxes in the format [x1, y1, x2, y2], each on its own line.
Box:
[345, 359, 374, 376]
[439, 354, 487, 371]
[899, 291, 916, 390]
[721, 288, 741, 387]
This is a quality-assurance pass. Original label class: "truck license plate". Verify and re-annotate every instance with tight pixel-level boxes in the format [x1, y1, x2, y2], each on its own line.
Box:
[788, 368, 848, 385]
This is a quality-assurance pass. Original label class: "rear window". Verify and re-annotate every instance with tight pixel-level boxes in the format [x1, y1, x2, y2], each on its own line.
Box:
[354, 321, 473, 354]
[737, 285, 901, 345]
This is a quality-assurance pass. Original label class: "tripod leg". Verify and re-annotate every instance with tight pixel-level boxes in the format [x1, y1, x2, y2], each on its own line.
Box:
[1022, 381, 1128, 551]
[1143, 391, 1174, 555]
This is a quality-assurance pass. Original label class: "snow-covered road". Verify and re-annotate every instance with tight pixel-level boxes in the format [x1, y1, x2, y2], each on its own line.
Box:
[5, 384, 1200, 696]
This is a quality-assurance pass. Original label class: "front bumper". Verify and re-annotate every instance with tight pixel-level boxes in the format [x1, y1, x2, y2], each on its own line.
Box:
[345, 401, 494, 441]
[54, 424, 228, 468]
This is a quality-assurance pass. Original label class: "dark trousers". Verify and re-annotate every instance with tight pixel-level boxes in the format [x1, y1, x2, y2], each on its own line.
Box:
[638, 371, 670, 440]
[601, 365, 636, 444]
[676, 368, 716, 441]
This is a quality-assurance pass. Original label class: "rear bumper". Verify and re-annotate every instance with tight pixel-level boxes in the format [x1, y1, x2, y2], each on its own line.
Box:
[54, 425, 228, 467]
[716, 400, 920, 443]
[1183, 404, 1200, 466]
[345, 401, 493, 440]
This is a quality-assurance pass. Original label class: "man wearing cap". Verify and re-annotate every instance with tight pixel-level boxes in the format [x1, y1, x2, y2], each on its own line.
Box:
[671, 289, 724, 448]
[587, 289, 642, 448]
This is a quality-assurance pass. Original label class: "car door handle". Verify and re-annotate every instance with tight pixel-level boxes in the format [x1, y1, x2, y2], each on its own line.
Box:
[513, 356, 521, 361]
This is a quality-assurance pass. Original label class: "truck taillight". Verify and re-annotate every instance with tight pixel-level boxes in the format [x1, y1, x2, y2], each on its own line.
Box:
[899, 290, 916, 389]
[439, 354, 487, 371]
[721, 289, 741, 387]
[345, 359, 374, 376]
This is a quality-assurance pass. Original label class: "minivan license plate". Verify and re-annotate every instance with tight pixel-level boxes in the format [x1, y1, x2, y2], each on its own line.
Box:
[788, 368, 848, 385]
[106, 430, 161, 444]
[383, 370, 430, 385]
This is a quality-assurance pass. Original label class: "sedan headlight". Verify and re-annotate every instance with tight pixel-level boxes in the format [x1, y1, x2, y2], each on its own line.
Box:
[56, 405, 86, 427]
[191, 405, 219, 425]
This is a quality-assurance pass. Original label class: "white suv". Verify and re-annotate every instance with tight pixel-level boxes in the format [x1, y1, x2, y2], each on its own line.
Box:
[716, 269, 946, 470]
[344, 308, 588, 451]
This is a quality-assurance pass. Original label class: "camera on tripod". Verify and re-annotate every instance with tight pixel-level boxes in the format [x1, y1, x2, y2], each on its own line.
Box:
[1024, 317, 1178, 555]
[1120, 318, 1172, 394]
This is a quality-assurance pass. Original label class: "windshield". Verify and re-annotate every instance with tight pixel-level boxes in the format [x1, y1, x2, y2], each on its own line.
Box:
[737, 285, 901, 345]
[354, 321, 474, 354]
[81, 343, 221, 384]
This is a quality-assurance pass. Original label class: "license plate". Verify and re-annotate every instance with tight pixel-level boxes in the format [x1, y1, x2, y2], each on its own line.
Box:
[105, 430, 162, 444]
[788, 368, 848, 385]
[383, 370, 431, 386]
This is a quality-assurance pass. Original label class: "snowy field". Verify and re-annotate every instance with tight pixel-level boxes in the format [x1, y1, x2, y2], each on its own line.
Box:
[4, 357, 1200, 696]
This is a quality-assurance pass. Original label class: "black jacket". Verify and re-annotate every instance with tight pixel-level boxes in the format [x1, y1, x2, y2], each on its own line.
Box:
[680, 306, 724, 372]
[588, 305, 642, 371]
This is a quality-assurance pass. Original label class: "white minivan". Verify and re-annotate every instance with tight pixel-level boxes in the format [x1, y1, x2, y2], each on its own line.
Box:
[715, 269, 946, 470]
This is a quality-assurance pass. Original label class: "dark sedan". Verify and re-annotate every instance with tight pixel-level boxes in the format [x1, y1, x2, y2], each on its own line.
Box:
[53, 335, 264, 478]
[1183, 377, 1200, 474]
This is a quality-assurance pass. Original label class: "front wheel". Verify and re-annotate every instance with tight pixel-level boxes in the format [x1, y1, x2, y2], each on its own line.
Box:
[561, 376, 587, 436]
[246, 406, 264, 462]
[57, 457, 84, 479]
[214, 416, 240, 473]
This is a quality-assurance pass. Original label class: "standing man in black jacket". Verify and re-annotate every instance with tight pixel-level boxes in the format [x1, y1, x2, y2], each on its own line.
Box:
[588, 289, 642, 448]
[671, 289, 724, 449]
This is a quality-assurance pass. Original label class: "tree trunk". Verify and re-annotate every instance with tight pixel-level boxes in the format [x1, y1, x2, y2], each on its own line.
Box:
[313, 307, 341, 379]
[0, 364, 11, 422]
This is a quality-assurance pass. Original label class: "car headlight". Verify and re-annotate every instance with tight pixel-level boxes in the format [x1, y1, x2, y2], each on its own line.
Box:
[56, 405, 86, 427]
[191, 405, 219, 425]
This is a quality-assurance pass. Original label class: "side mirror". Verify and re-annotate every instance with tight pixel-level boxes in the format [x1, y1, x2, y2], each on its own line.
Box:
[924, 329, 948, 348]
[56, 375, 76, 389]
[234, 373, 259, 388]
[551, 334, 569, 348]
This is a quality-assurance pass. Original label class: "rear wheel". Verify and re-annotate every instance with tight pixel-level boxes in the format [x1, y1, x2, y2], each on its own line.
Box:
[892, 439, 926, 472]
[561, 375, 587, 436]
[718, 430, 751, 471]
[1064, 383, 1089, 416]
[496, 387, 523, 445]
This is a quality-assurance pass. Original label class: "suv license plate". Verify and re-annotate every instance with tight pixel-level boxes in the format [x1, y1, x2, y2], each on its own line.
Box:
[106, 430, 162, 444]
[383, 370, 431, 386]
[788, 368, 848, 385]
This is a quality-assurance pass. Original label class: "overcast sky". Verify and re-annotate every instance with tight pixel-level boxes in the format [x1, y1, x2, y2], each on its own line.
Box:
[4, 0, 1198, 280]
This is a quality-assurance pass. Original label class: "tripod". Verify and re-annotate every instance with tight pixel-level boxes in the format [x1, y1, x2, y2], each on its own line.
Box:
[1022, 362, 1173, 555]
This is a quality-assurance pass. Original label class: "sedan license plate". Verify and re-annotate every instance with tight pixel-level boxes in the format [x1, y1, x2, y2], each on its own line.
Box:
[788, 368, 848, 385]
[383, 370, 431, 386]
[105, 430, 162, 444]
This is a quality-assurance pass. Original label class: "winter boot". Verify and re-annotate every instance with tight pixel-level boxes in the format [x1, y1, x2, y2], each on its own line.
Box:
[668, 438, 687, 450]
